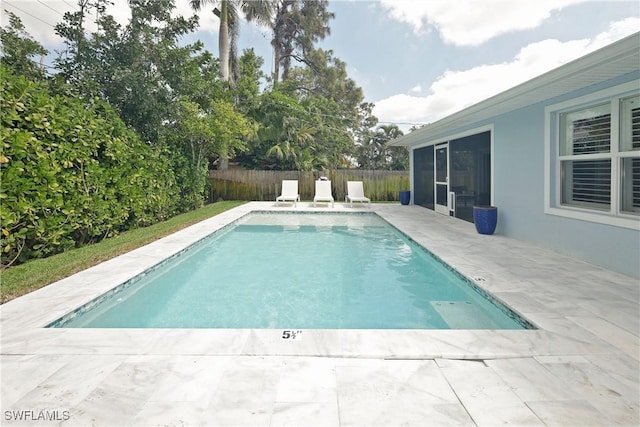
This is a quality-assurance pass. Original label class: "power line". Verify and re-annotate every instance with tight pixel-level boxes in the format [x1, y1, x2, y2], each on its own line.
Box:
[4, 1, 57, 28]
[377, 121, 427, 126]
[263, 99, 427, 128]
[27, 56, 57, 71]
[5, 55, 57, 75]
[260, 100, 418, 136]
[263, 99, 372, 124]
[62, 0, 78, 10]
[37, 0, 65, 16]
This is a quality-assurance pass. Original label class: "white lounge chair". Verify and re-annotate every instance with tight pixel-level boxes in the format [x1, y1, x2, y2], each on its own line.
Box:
[276, 180, 300, 207]
[313, 180, 334, 207]
[346, 181, 371, 208]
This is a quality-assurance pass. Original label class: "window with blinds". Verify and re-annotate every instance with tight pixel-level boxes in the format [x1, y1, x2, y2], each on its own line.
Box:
[560, 104, 612, 209]
[571, 113, 611, 154]
[632, 107, 640, 150]
[621, 158, 640, 213]
[562, 160, 611, 207]
[548, 82, 640, 223]
[560, 103, 611, 155]
[632, 158, 639, 209]
[621, 96, 640, 214]
[621, 95, 640, 151]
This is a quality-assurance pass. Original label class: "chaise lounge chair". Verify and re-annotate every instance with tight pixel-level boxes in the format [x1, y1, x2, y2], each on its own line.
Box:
[346, 181, 371, 208]
[276, 180, 300, 207]
[313, 180, 334, 208]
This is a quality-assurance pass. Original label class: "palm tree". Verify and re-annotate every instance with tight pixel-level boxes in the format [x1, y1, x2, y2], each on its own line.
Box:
[375, 125, 405, 170]
[189, 0, 271, 170]
[189, 0, 272, 85]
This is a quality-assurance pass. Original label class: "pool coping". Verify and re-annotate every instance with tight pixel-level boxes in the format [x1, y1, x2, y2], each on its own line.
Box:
[1, 201, 637, 361]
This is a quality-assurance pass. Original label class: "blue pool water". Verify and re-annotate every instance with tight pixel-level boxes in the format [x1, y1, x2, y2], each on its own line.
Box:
[52, 213, 531, 329]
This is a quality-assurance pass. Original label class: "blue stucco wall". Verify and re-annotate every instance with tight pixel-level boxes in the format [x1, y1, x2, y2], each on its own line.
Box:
[492, 103, 640, 278]
[412, 72, 640, 278]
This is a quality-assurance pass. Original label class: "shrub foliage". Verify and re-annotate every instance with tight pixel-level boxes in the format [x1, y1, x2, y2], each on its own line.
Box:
[0, 68, 178, 267]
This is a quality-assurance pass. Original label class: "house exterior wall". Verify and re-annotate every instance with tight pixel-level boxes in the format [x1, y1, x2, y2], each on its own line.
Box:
[410, 72, 640, 278]
[493, 101, 639, 278]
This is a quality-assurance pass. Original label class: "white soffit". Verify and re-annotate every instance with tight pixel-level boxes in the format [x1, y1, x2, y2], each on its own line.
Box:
[393, 32, 640, 147]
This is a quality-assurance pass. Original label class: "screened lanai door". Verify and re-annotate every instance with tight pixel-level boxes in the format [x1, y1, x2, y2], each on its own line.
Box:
[435, 144, 450, 215]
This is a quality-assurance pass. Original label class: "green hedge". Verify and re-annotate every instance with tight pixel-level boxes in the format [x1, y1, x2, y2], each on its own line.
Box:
[0, 68, 179, 268]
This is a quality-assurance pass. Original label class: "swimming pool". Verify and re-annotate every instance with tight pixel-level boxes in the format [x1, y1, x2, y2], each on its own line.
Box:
[50, 212, 532, 330]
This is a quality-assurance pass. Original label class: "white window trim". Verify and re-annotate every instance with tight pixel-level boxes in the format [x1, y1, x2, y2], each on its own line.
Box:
[544, 80, 640, 230]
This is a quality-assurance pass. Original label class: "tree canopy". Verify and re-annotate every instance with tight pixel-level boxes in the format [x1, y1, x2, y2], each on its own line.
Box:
[0, 0, 409, 266]
[46, 0, 407, 171]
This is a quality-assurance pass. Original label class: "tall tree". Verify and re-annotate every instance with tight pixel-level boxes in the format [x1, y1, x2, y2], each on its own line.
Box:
[233, 48, 266, 114]
[188, 0, 270, 170]
[284, 48, 364, 168]
[55, 0, 204, 142]
[54, 0, 251, 205]
[188, 0, 272, 85]
[271, 0, 333, 84]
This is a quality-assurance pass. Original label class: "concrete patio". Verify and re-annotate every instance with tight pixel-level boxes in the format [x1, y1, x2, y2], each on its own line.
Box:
[1, 202, 638, 426]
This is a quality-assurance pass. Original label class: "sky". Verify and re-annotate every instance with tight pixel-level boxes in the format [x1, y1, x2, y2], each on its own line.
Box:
[2, 0, 639, 132]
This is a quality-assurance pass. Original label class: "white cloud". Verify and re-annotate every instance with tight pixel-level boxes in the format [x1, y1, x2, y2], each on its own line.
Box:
[372, 18, 640, 128]
[587, 16, 640, 49]
[174, 0, 220, 33]
[101, 0, 221, 36]
[409, 85, 422, 94]
[379, 0, 587, 46]
[375, 93, 431, 123]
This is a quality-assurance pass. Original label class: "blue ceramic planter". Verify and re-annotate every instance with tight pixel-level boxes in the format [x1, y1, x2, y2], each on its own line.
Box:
[399, 191, 411, 205]
[473, 206, 498, 235]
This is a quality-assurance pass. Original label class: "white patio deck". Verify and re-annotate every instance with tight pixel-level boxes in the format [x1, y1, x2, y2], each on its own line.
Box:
[1, 202, 638, 426]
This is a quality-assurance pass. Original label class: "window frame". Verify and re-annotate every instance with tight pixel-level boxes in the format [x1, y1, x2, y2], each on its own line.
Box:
[544, 80, 640, 230]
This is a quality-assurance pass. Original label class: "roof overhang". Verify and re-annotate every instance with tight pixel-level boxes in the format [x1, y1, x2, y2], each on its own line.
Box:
[391, 32, 640, 147]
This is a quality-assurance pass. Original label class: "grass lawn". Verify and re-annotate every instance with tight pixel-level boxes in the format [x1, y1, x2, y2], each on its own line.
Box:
[0, 201, 246, 304]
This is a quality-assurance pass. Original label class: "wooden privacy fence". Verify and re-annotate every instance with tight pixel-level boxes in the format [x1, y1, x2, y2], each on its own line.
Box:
[209, 170, 410, 202]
